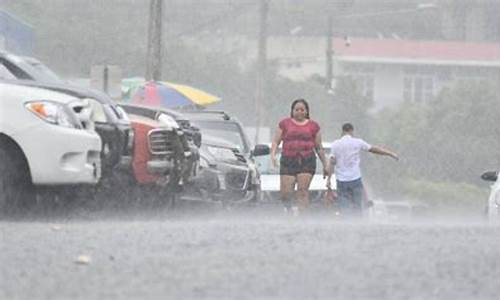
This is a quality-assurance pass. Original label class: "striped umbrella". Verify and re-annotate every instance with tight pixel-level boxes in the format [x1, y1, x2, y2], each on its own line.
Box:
[124, 79, 220, 109]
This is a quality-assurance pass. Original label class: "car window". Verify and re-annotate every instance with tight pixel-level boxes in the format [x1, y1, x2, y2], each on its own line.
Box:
[108, 104, 124, 120]
[0, 63, 16, 79]
[114, 105, 129, 121]
[0, 58, 32, 79]
[1, 55, 61, 83]
[27, 61, 62, 83]
[192, 120, 248, 153]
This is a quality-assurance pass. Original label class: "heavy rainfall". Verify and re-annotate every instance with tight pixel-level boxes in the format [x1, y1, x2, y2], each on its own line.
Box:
[1, 0, 500, 299]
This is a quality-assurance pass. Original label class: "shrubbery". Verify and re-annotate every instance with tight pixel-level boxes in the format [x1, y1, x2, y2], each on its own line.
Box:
[398, 178, 488, 215]
[365, 80, 500, 215]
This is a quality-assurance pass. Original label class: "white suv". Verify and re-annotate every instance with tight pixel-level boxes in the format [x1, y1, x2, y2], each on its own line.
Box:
[0, 81, 101, 208]
[481, 170, 500, 219]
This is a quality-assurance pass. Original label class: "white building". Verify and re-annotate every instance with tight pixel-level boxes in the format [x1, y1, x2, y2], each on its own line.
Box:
[267, 37, 500, 111]
[183, 34, 500, 111]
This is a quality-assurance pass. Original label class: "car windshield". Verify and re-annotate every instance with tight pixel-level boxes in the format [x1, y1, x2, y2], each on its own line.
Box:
[255, 148, 330, 175]
[192, 120, 248, 153]
[1, 54, 62, 83]
[0, 64, 16, 80]
[27, 61, 62, 83]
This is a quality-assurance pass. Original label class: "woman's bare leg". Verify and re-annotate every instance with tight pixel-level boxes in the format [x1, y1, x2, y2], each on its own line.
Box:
[280, 175, 296, 210]
[296, 173, 314, 211]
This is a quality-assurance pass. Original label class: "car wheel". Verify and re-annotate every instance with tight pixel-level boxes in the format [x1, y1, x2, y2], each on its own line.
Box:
[0, 147, 34, 213]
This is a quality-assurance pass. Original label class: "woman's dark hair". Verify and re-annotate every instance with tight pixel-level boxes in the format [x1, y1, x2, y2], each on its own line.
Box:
[290, 98, 310, 119]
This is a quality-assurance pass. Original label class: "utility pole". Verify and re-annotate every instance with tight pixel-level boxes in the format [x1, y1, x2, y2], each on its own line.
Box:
[146, 0, 163, 81]
[325, 14, 333, 91]
[255, 0, 268, 145]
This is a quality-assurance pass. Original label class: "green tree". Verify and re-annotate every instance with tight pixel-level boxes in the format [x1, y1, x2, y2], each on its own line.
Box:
[366, 80, 500, 211]
[330, 76, 374, 139]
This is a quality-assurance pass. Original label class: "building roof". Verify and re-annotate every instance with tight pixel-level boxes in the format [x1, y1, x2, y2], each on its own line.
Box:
[332, 38, 500, 67]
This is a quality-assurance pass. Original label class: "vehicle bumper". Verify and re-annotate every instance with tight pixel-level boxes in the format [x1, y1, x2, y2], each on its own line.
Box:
[180, 167, 224, 202]
[146, 159, 174, 175]
[16, 124, 101, 185]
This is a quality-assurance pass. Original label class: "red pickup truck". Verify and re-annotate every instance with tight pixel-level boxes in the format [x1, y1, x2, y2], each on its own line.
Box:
[106, 114, 187, 207]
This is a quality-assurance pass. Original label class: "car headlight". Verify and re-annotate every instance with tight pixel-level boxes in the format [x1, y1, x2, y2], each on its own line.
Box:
[25, 101, 81, 129]
[207, 146, 236, 161]
[158, 113, 180, 129]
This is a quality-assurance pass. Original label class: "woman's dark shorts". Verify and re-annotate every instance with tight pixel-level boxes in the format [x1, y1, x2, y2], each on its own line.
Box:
[280, 155, 316, 176]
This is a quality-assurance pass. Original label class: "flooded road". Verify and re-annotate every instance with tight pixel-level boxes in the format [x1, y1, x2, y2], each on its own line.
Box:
[1, 211, 499, 300]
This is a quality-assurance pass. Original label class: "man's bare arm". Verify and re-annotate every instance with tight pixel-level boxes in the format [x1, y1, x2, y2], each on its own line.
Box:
[368, 146, 399, 160]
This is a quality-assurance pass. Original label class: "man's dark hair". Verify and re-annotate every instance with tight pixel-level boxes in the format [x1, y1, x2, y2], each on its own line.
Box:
[290, 98, 310, 119]
[342, 123, 354, 132]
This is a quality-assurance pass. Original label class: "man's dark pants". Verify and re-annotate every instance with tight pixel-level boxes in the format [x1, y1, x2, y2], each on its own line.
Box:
[336, 178, 364, 217]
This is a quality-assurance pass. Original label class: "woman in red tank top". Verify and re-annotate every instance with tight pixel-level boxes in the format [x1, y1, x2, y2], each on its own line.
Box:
[271, 99, 328, 214]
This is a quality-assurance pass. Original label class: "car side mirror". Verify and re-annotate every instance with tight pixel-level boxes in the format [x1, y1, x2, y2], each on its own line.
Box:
[252, 144, 270, 157]
[481, 171, 498, 182]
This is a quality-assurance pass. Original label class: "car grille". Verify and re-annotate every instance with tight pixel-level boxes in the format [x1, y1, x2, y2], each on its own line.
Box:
[148, 129, 176, 155]
[225, 168, 250, 190]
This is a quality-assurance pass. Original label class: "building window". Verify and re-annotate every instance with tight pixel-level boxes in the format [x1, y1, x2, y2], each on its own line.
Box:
[403, 67, 434, 103]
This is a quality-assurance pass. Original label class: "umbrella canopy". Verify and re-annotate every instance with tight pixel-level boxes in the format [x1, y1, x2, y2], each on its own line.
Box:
[122, 77, 145, 101]
[123, 79, 220, 109]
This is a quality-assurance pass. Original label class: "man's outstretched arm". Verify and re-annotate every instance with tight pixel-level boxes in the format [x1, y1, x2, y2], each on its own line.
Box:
[368, 146, 399, 161]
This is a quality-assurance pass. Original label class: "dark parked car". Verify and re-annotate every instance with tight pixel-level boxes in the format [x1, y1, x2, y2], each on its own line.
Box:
[181, 111, 270, 202]
[195, 135, 256, 206]
[181, 141, 224, 204]
[0, 51, 133, 177]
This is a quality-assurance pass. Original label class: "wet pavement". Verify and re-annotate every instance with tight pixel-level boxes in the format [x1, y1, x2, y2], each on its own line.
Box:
[1, 208, 500, 300]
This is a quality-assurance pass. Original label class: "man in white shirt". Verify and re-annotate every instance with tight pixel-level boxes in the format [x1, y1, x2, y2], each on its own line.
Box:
[327, 123, 399, 216]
